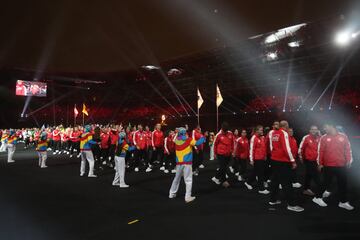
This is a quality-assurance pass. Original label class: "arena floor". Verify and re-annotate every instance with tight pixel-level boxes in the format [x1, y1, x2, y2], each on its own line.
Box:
[0, 145, 359, 240]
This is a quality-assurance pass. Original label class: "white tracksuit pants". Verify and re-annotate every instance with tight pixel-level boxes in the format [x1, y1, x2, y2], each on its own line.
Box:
[209, 145, 214, 160]
[0, 141, 7, 152]
[80, 151, 95, 176]
[169, 164, 193, 199]
[113, 156, 126, 186]
[38, 151, 47, 168]
[7, 144, 15, 162]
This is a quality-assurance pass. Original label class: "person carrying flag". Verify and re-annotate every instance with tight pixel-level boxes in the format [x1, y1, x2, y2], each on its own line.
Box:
[36, 131, 48, 168]
[80, 125, 97, 177]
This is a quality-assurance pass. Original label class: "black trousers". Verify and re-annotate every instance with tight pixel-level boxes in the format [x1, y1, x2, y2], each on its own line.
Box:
[108, 144, 116, 162]
[53, 140, 61, 151]
[165, 152, 176, 169]
[215, 154, 231, 183]
[269, 160, 296, 206]
[151, 147, 164, 166]
[233, 157, 247, 176]
[247, 160, 266, 190]
[264, 158, 272, 181]
[101, 148, 109, 161]
[134, 149, 147, 168]
[318, 166, 348, 202]
[193, 149, 204, 170]
[70, 142, 80, 154]
[303, 160, 321, 190]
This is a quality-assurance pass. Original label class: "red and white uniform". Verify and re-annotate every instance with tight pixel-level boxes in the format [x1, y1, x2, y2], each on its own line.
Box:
[164, 134, 175, 154]
[100, 132, 110, 149]
[133, 130, 147, 150]
[249, 134, 266, 162]
[298, 134, 320, 161]
[192, 129, 204, 150]
[52, 129, 61, 141]
[70, 131, 81, 143]
[234, 136, 249, 159]
[151, 129, 164, 148]
[317, 133, 352, 167]
[268, 128, 295, 163]
[144, 130, 152, 149]
[109, 131, 119, 145]
[214, 130, 234, 157]
[289, 135, 298, 159]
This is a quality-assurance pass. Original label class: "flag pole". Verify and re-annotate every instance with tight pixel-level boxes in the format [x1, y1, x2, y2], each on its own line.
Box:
[216, 105, 219, 132]
[197, 106, 200, 126]
[82, 112, 84, 126]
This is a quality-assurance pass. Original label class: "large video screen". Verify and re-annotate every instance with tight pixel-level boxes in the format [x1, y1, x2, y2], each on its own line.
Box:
[16, 80, 47, 97]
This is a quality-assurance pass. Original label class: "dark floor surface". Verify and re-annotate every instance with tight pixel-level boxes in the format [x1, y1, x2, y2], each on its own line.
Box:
[0, 144, 359, 240]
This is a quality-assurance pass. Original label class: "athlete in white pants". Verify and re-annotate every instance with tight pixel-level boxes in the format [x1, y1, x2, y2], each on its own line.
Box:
[169, 165, 193, 200]
[113, 156, 128, 187]
[0, 141, 7, 152]
[7, 144, 16, 163]
[38, 152, 48, 168]
[169, 127, 205, 203]
[80, 151, 96, 177]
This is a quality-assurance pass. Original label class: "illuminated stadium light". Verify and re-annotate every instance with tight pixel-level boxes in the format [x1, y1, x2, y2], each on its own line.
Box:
[141, 65, 160, 70]
[266, 52, 278, 60]
[264, 23, 307, 44]
[334, 31, 353, 46]
[288, 41, 301, 47]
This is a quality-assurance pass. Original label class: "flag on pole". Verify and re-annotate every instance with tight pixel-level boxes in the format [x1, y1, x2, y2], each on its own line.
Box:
[74, 104, 79, 118]
[82, 103, 89, 116]
[216, 84, 223, 107]
[197, 88, 204, 109]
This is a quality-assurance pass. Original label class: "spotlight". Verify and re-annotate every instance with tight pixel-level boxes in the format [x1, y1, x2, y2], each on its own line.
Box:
[335, 31, 351, 46]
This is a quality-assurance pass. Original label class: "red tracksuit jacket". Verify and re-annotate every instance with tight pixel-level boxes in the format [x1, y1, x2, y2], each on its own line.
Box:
[317, 133, 352, 167]
[249, 134, 266, 162]
[52, 130, 61, 141]
[234, 136, 249, 159]
[100, 132, 110, 149]
[152, 130, 164, 148]
[268, 128, 295, 163]
[192, 129, 204, 150]
[109, 131, 119, 145]
[164, 135, 175, 154]
[70, 131, 81, 142]
[214, 130, 234, 157]
[298, 134, 320, 161]
[133, 130, 147, 150]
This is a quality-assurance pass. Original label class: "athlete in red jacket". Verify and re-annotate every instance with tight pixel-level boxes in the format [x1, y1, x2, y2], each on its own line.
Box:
[150, 124, 164, 172]
[164, 130, 176, 173]
[233, 129, 249, 180]
[52, 127, 61, 154]
[212, 122, 234, 187]
[192, 126, 205, 175]
[268, 120, 304, 212]
[313, 123, 354, 210]
[70, 127, 81, 158]
[245, 126, 268, 194]
[133, 125, 147, 172]
[298, 126, 321, 196]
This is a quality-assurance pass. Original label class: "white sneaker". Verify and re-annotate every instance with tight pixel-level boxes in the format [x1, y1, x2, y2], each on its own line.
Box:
[120, 184, 130, 188]
[134, 167, 139, 172]
[279, 184, 282, 189]
[69, 154, 73, 158]
[238, 175, 243, 181]
[169, 193, 176, 199]
[264, 182, 269, 188]
[112, 182, 119, 186]
[7, 160, 15, 163]
[77, 154, 81, 158]
[88, 174, 97, 178]
[229, 166, 234, 173]
[199, 164, 205, 169]
[322, 191, 331, 198]
[235, 172, 240, 176]
[258, 189, 270, 195]
[145, 167, 152, 172]
[211, 177, 221, 185]
[244, 182, 253, 190]
[53, 152, 57, 155]
[338, 202, 354, 211]
[312, 197, 327, 207]
[41, 165, 48, 169]
[185, 196, 196, 203]
[102, 161, 106, 165]
[193, 171, 199, 176]
[80, 173, 85, 176]
[108, 157, 111, 161]
[292, 182, 302, 188]
[171, 169, 176, 174]
[160, 166, 165, 171]
[269, 200, 281, 205]
[164, 169, 169, 173]
[287, 205, 304, 212]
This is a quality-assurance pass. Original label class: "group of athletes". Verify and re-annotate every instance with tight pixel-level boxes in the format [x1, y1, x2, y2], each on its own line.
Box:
[0, 119, 355, 211]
